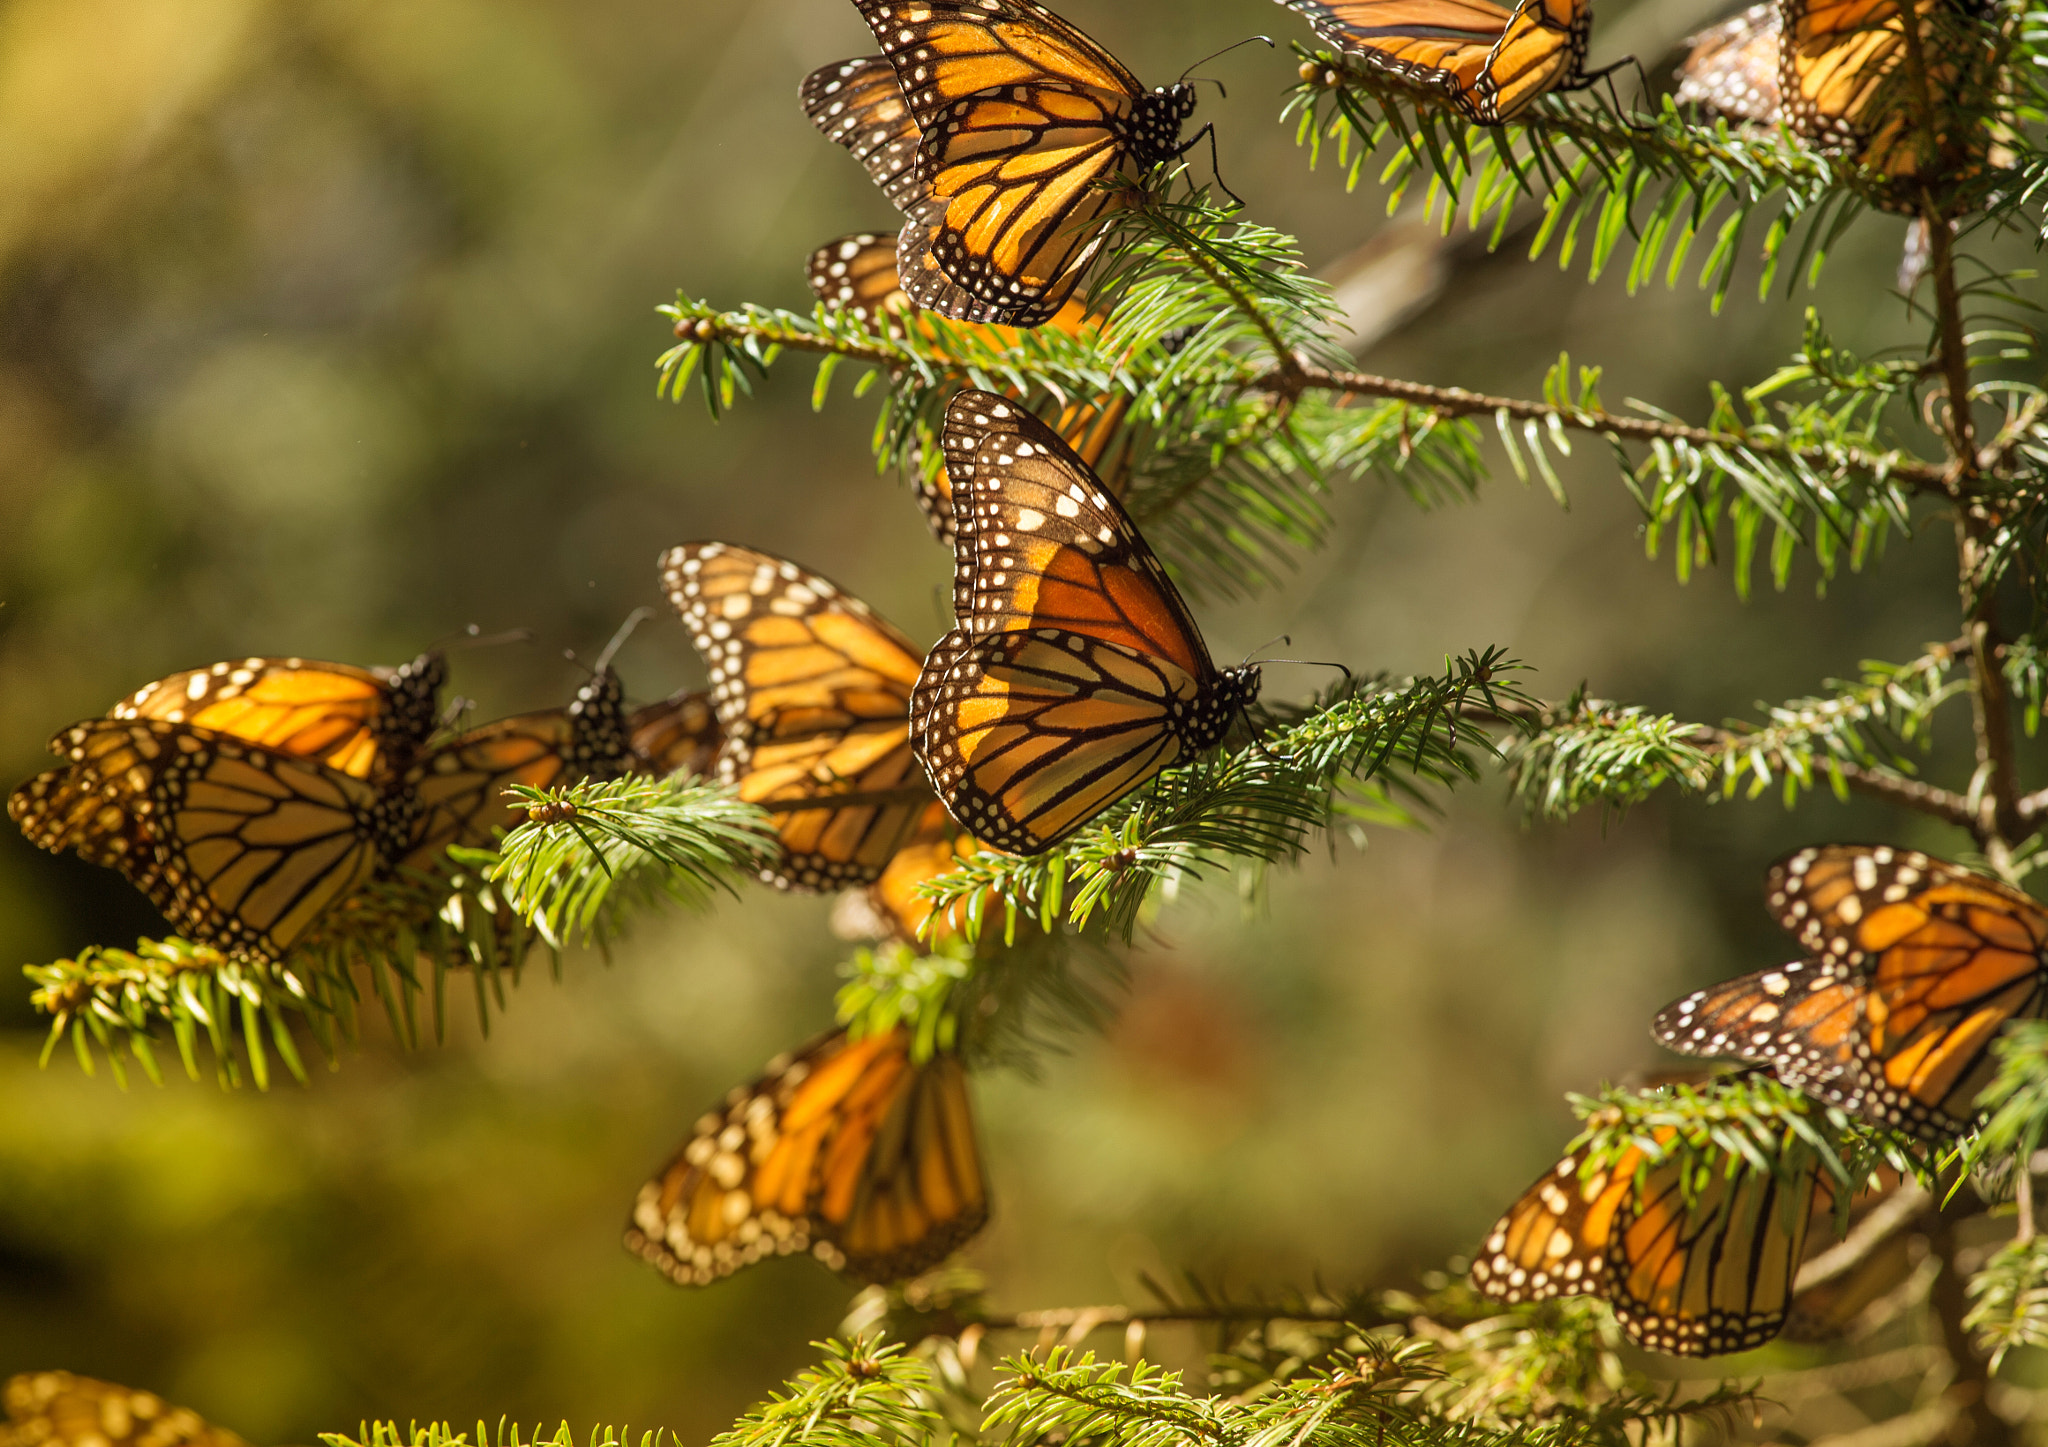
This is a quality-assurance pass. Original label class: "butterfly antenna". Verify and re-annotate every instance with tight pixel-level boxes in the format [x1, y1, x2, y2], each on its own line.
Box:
[592, 606, 655, 676]
[1242, 634, 1291, 665]
[449, 624, 536, 652]
[1179, 34, 1273, 86]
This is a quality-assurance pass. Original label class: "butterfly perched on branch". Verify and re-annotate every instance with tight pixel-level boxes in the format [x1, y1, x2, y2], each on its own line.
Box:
[911, 390, 1260, 855]
[1470, 1121, 1834, 1356]
[624, 1024, 987, 1284]
[817, 0, 1207, 326]
[1275, 0, 1622, 122]
[399, 668, 635, 874]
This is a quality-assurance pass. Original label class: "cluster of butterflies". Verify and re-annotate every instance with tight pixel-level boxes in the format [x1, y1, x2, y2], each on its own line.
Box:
[1471, 843, 2046, 1356]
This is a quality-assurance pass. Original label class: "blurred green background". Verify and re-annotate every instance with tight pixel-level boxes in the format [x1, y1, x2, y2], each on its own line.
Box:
[0, 0, 2000, 1439]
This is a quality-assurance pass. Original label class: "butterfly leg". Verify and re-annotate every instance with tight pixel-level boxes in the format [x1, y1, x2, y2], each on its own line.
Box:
[1170, 123, 1244, 210]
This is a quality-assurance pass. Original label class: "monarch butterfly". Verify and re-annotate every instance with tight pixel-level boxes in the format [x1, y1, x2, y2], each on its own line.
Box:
[1761, 845, 2045, 1141]
[844, 0, 1204, 326]
[1470, 1123, 1833, 1356]
[1779, 0, 1999, 187]
[624, 1024, 987, 1284]
[13, 720, 400, 961]
[108, 652, 446, 784]
[2, 1372, 248, 1447]
[1275, 0, 1609, 123]
[911, 390, 1261, 855]
[400, 669, 634, 873]
[628, 688, 724, 778]
[1674, 1, 1781, 122]
[1650, 956, 1867, 1097]
[659, 543, 934, 890]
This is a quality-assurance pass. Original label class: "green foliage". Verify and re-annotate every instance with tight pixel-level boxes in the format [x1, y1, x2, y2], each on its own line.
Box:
[1503, 646, 1965, 820]
[486, 775, 774, 950]
[323, 1425, 679, 1447]
[708, 1337, 942, 1447]
[1965, 1237, 2048, 1369]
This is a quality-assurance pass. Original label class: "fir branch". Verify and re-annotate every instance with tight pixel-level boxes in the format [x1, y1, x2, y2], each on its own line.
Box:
[484, 775, 773, 951]
[1501, 647, 1972, 822]
[323, 1425, 678, 1447]
[921, 651, 1531, 944]
[1963, 1237, 2048, 1369]
[710, 1337, 942, 1447]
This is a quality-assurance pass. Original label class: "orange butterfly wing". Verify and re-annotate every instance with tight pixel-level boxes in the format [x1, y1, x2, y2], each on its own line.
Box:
[1280, 0, 1590, 122]
[911, 391, 1257, 854]
[628, 689, 723, 778]
[1472, 1126, 1831, 1356]
[624, 1026, 988, 1284]
[1652, 957, 1867, 1094]
[800, 56, 927, 212]
[660, 543, 933, 890]
[401, 671, 633, 873]
[111, 652, 444, 783]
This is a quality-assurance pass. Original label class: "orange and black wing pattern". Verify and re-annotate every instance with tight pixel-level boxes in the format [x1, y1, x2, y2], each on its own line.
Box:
[1779, 0, 1999, 191]
[628, 689, 723, 778]
[660, 542, 932, 890]
[1763, 844, 2048, 1140]
[1675, 2, 1782, 122]
[109, 651, 444, 784]
[851, 0, 1196, 325]
[865, 803, 993, 945]
[624, 1025, 987, 1284]
[16, 720, 395, 960]
[1279, 0, 1595, 122]
[911, 391, 1259, 854]
[401, 670, 633, 872]
[2, 1372, 249, 1447]
[1651, 957, 1866, 1095]
[801, 56, 927, 211]
[1471, 1127, 1830, 1356]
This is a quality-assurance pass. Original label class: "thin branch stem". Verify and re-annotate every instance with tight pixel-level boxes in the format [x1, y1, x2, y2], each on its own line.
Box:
[1269, 362, 1956, 491]
[1794, 1183, 1934, 1293]
[1927, 1206, 2014, 1446]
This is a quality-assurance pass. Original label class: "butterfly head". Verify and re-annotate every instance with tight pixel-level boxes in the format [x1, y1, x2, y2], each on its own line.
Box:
[1130, 84, 1199, 166]
[568, 667, 634, 778]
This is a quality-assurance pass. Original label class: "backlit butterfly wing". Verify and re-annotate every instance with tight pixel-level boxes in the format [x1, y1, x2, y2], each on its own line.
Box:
[1675, 2, 1781, 122]
[911, 391, 1259, 854]
[1766, 844, 2048, 1140]
[1780, 0, 1999, 187]
[1279, 0, 1593, 122]
[624, 1025, 987, 1284]
[401, 670, 633, 872]
[866, 802, 991, 945]
[852, 0, 1198, 325]
[808, 233, 917, 326]
[628, 689, 724, 778]
[801, 56, 927, 212]
[25, 720, 394, 960]
[1471, 1128, 1830, 1356]
[1651, 958, 1866, 1093]
[2, 1372, 249, 1447]
[110, 652, 445, 783]
[660, 543, 933, 890]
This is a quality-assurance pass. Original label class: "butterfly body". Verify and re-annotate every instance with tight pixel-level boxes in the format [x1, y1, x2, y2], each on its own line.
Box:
[400, 669, 634, 873]
[912, 390, 1258, 855]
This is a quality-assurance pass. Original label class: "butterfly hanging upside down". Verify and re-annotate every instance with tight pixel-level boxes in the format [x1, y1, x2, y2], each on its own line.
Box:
[912, 389, 1261, 855]
[814, 0, 1214, 326]
[1275, 0, 1623, 123]
[624, 1024, 988, 1285]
